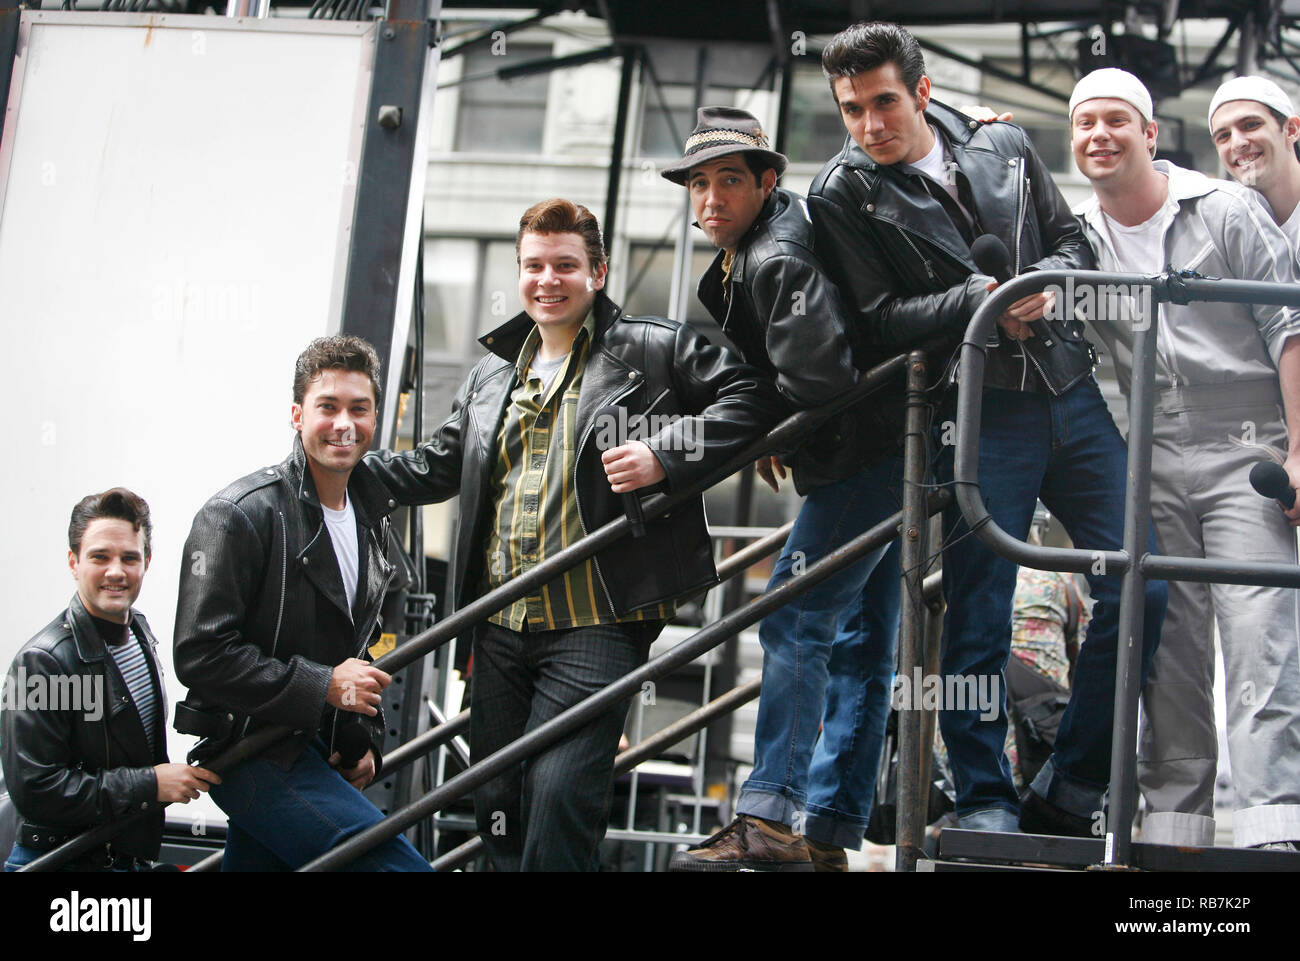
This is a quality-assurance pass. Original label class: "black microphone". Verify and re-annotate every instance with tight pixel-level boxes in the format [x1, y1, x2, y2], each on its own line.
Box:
[971, 233, 1056, 348]
[334, 721, 372, 769]
[1250, 461, 1296, 509]
[595, 404, 646, 538]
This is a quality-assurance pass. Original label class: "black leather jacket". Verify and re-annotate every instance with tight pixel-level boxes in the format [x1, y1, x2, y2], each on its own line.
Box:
[697, 187, 900, 494]
[367, 293, 784, 627]
[173, 437, 397, 770]
[1, 595, 168, 860]
[807, 100, 1097, 396]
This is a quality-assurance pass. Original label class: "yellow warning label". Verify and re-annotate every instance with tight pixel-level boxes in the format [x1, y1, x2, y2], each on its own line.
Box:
[369, 633, 397, 659]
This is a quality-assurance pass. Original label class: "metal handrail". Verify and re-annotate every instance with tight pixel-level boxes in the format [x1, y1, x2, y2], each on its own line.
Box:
[22, 352, 908, 871]
[298, 487, 946, 871]
[953, 267, 1300, 869]
[182, 512, 798, 873]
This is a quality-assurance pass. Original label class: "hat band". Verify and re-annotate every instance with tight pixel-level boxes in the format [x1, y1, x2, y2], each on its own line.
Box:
[684, 128, 770, 156]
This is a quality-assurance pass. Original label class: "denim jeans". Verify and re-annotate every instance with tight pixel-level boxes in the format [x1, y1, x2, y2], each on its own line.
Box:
[470, 619, 660, 871]
[210, 738, 432, 871]
[738, 453, 903, 849]
[935, 378, 1167, 821]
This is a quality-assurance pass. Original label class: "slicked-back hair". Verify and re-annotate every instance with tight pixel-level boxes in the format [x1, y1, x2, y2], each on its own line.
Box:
[69, 487, 153, 558]
[516, 198, 607, 271]
[821, 21, 926, 98]
[292, 335, 382, 406]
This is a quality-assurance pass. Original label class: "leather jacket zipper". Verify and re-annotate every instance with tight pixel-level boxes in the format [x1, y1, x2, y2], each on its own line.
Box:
[240, 509, 288, 742]
[856, 170, 940, 283]
[574, 376, 643, 613]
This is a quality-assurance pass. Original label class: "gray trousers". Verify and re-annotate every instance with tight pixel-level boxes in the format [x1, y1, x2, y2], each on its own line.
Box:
[1138, 382, 1300, 846]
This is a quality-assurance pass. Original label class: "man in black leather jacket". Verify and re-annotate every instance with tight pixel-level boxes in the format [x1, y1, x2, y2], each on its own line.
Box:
[173, 336, 432, 870]
[366, 198, 783, 870]
[808, 22, 1165, 836]
[661, 108, 903, 872]
[3, 488, 217, 871]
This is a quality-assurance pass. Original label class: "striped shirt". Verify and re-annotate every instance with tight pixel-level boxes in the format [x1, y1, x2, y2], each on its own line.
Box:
[109, 631, 160, 754]
[482, 313, 675, 631]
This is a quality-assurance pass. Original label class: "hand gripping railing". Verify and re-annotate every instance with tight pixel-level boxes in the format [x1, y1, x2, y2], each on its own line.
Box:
[23, 351, 925, 872]
[954, 268, 1300, 869]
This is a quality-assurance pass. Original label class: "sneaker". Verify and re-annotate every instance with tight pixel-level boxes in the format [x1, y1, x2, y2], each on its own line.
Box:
[1018, 789, 1097, 839]
[804, 837, 849, 872]
[668, 815, 814, 872]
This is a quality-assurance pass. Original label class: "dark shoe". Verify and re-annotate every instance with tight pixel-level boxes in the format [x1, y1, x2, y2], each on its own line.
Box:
[668, 815, 814, 872]
[1250, 841, 1300, 852]
[804, 837, 848, 872]
[1018, 789, 1098, 839]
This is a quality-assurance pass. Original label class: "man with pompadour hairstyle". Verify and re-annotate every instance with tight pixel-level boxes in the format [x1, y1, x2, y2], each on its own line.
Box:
[173, 334, 433, 871]
[4, 488, 216, 871]
[807, 23, 1166, 841]
[367, 198, 784, 871]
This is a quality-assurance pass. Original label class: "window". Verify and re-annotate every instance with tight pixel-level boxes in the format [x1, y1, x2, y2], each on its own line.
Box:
[454, 43, 551, 153]
[785, 61, 847, 165]
[638, 80, 728, 159]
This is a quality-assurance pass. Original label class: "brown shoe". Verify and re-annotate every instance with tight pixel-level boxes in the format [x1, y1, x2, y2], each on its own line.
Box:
[668, 815, 814, 872]
[804, 837, 849, 872]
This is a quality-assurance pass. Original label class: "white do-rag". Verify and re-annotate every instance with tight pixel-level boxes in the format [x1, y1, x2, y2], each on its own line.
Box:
[1208, 76, 1298, 130]
[1069, 68, 1154, 124]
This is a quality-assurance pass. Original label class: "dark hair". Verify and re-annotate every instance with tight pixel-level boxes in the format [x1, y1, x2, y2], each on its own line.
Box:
[516, 198, 607, 270]
[293, 335, 382, 406]
[741, 152, 779, 185]
[822, 21, 926, 98]
[1262, 104, 1300, 162]
[69, 487, 153, 558]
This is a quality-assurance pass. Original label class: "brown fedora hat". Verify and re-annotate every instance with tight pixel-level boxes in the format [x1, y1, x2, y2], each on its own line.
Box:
[660, 106, 788, 185]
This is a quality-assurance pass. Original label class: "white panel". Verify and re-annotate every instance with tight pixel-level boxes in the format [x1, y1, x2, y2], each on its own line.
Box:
[0, 12, 375, 778]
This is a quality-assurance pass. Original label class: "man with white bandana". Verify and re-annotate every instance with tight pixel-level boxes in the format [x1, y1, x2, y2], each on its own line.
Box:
[1209, 75, 1300, 260]
[1066, 67, 1300, 849]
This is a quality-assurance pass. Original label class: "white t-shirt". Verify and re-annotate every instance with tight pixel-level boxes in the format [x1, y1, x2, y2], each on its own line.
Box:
[322, 493, 359, 615]
[905, 125, 974, 228]
[1099, 201, 1174, 274]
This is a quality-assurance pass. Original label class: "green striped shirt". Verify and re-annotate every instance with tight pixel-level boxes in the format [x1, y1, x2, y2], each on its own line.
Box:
[482, 313, 674, 631]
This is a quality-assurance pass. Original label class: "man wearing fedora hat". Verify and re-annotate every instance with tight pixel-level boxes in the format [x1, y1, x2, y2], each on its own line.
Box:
[1209, 75, 1300, 258]
[662, 107, 903, 871]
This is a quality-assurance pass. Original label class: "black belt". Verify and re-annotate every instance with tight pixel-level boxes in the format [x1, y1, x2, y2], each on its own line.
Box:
[18, 823, 145, 871]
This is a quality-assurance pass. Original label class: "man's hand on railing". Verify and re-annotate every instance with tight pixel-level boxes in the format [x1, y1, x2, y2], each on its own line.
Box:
[984, 280, 1056, 342]
[328, 658, 391, 717]
[756, 454, 787, 493]
[602, 441, 667, 493]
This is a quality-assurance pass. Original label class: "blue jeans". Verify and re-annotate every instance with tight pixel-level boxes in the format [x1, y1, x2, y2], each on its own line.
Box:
[935, 379, 1167, 821]
[210, 738, 432, 871]
[738, 453, 903, 849]
[470, 620, 660, 871]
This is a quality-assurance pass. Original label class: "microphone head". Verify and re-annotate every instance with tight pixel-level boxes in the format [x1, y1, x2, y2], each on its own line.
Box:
[1250, 460, 1292, 499]
[334, 721, 372, 767]
[971, 233, 1013, 282]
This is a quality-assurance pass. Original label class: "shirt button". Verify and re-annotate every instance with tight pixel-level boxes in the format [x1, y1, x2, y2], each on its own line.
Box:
[485, 337, 494, 345]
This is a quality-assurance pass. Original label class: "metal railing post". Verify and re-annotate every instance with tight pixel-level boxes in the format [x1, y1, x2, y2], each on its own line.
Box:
[895, 351, 931, 871]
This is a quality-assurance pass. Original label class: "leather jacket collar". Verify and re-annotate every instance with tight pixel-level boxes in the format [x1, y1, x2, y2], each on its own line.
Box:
[284, 433, 397, 529]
